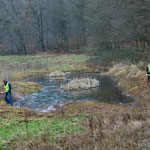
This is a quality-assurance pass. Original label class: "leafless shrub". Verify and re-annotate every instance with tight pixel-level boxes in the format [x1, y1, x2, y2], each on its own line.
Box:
[24, 109, 29, 138]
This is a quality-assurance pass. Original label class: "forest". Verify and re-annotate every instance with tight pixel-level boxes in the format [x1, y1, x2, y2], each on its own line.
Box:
[0, 0, 150, 54]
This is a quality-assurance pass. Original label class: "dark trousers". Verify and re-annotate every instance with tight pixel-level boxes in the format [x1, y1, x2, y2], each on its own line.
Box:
[5, 92, 13, 106]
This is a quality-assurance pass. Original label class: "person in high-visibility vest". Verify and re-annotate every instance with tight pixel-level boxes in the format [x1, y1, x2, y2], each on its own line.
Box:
[147, 64, 150, 83]
[3, 80, 13, 106]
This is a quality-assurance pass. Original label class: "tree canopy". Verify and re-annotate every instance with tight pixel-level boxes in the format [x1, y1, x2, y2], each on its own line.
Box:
[0, 0, 149, 54]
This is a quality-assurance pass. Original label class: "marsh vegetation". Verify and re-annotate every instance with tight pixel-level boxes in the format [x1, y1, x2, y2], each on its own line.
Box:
[0, 53, 150, 149]
[60, 78, 100, 91]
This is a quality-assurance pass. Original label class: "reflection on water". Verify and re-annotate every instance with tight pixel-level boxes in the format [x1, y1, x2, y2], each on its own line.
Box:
[14, 73, 133, 112]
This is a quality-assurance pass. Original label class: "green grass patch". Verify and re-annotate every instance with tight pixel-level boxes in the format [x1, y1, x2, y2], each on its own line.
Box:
[13, 81, 43, 94]
[0, 54, 90, 80]
[0, 115, 85, 146]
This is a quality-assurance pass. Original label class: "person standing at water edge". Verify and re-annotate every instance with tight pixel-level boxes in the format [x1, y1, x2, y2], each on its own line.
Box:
[146, 64, 150, 84]
[3, 80, 13, 106]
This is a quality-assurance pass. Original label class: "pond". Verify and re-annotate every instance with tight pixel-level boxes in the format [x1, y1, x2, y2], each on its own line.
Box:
[14, 73, 133, 112]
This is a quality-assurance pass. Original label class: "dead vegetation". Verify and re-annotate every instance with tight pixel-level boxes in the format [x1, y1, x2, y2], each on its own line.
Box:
[7, 101, 150, 150]
[108, 62, 144, 78]
[103, 61, 150, 103]
[47, 71, 66, 78]
[46, 71, 67, 81]
[0, 101, 54, 119]
[60, 78, 100, 91]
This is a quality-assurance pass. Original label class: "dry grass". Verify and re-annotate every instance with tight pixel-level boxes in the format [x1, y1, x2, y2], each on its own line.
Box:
[60, 78, 99, 91]
[108, 62, 143, 78]
[100, 61, 150, 103]
[0, 101, 54, 119]
[48, 71, 66, 77]
[59, 112, 149, 150]
[6, 101, 150, 150]
[46, 71, 67, 81]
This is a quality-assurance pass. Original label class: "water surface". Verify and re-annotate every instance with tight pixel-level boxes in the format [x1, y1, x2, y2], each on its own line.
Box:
[14, 73, 133, 112]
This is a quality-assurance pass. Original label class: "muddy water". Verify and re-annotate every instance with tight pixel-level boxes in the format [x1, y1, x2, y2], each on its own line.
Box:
[14, 73, 133, 112]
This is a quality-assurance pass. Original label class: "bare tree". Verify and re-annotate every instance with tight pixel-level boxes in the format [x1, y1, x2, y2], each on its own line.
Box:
[28, 0, 46, 51]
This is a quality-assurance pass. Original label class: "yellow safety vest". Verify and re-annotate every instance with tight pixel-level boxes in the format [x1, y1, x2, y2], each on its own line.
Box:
[148, 66, 150, 72]
[4, 82, 12, 92]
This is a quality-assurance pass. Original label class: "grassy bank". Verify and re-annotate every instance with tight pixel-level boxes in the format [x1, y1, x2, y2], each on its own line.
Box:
[88, 49, 150, 101]
[1, 101, 149, 150]
[1, 114, 84, 149]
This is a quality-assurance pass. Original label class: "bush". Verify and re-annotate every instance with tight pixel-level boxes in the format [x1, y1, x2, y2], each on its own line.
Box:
[60, 78, 100, 91]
